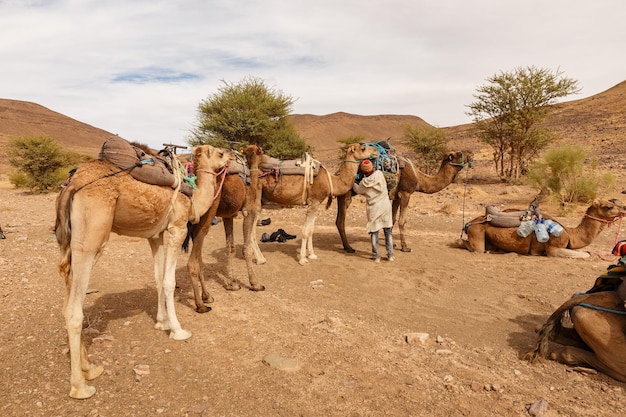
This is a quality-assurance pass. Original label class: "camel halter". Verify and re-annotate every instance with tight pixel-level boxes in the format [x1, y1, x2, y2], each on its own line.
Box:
[196, 163, 230, 206]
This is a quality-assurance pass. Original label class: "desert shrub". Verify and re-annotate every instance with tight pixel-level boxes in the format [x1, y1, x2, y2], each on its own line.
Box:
[405, 125, 448, 174]
[7, 136, 88, 193]
[526, 145, 615, 204]
[7, 171, 29, 188]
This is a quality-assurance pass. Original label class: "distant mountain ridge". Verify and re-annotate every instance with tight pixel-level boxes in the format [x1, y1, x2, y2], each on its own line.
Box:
[1, 80, 625, 178]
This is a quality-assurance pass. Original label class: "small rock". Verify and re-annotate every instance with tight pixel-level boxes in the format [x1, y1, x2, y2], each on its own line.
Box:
[404, 332, 429, 344]
[262, 353, 300, 371]
[133, 364, 150, 376]
[527, 399, 548, 417]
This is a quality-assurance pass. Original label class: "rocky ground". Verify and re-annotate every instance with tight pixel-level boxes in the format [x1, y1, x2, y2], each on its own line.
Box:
[1, 176, 626, 417]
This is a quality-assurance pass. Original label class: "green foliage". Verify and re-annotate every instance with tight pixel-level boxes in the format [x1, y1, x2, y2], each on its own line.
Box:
[405, 125, 448, 173]
[467, 66, 580, 181]
[6, 136, 89, 193]
[189, 76, 308, 158]
[336, 135, 366, 157]
[526, 145, 616, 204]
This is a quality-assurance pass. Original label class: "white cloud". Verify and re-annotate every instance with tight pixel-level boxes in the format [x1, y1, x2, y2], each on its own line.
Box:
[1, 0, 625, 149]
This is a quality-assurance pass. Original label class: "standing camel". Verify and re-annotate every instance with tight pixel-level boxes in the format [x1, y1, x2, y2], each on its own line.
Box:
[261, 143, 379, 265]
[186, 145, 265, 313]
[55, 145, 233, 399]
[460, 199, 626, 257]
[336, 150, 473, 253]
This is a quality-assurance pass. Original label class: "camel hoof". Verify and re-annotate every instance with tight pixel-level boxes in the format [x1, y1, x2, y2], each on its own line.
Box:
[400, 247, 413, 253]
[201, 295, 215, 304]
[344, 247, 356, 254]
[70, 384, 96, 399]
[195, 305, 213, 314]
[170, 329, 192, 340]
[154, 322, 170, 331]
[226, 283, 242, 291]
[255, 257, 268, 265]
[307, 254, 318, 260]
[250, 285, 266, 292]
[84, 364, 104, 381]
[298, 258, 308, 265]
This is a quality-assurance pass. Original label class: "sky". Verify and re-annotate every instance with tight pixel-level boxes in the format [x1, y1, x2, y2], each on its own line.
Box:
[1, 0, 625, 150]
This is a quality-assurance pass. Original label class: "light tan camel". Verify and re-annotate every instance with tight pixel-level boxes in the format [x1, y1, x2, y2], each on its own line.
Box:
[261, 143, 379, 265]
[186, 145, 265, 313]
[524, 272, 626, 382]
[336, 150, 473, 253]
[460, 199, 626, 257]
[55, 145, 233, 399]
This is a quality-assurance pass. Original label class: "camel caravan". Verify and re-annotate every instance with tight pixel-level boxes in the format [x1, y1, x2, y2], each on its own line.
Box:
[52, 134, 626, 399]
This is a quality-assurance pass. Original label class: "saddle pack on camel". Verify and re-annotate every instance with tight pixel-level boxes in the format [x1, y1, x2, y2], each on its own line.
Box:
[585, 240, 626, 294]
[259, 152, 322, 178]
[357, 140, 401, 199]
[98, 136, 194, 196]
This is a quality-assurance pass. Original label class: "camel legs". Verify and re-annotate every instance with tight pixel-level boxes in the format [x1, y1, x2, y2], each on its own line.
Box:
[187, 211, 217, 313]
[247, 218, 267, 265]
[299, 202, 320, 265]
[393, 191, 413, 252]
[241, 208, 265, 291]
[149, 226, 192, 340]
[335, 192, 356, 253]
[547, 295, 626, 382]
[63, 202, 111, 399]
[222, 217, 241, 290]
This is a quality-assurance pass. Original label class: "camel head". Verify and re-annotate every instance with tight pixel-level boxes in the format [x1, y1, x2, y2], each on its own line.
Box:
[241, 144, 264, 161]
[344, 143, 379, 161]
[192, 145, 235, 173]
[587, 198, 626, 222]
[444, 150, 473, 169]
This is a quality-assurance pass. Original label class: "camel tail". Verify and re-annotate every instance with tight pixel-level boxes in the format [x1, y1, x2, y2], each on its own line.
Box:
[523, 293, 595, 363]
[55, 188, 77, 285]
[325, 194, 334, 210]
[182, 221, 194, 253]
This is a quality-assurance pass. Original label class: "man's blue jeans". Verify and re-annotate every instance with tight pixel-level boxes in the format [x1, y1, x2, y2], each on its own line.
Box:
[370, 227, 393, 259]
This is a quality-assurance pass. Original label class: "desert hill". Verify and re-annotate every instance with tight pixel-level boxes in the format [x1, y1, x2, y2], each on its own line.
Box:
[1, 80, 625, 179]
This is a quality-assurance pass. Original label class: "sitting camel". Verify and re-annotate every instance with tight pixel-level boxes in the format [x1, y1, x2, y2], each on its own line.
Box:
[55, 145, 233, 399]
[336, 150, 473, 253]
[524, 260, 626, 382]
[261, 143, 378, 265]
[186, 145, 265, 313]
[459, 199, 626, 258]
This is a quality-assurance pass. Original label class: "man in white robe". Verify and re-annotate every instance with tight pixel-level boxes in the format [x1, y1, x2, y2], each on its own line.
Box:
[353, 159, 394, 263]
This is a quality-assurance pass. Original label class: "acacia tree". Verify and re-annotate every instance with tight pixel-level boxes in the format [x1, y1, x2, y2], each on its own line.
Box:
[189, 76, 307, 158]
[466, 66, 580, 181]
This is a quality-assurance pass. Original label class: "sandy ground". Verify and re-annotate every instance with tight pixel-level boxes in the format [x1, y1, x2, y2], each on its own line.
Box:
[1, 177, 626, 417]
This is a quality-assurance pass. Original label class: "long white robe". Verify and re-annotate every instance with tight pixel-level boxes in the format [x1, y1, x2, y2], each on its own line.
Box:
[353, 170, 393, 233]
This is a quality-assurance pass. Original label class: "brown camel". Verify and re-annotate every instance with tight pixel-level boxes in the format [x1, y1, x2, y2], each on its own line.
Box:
[261, 143, 379, 265]
[524, 268, 626, 382]
[336, 150, 473, 253]
[186, 145, 265, 313]
[55, 145, 233, 399]
[460, 199, 626, 257]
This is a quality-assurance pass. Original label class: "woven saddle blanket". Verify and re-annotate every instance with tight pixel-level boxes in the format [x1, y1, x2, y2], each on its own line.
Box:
[259, 153, 322, 177]
[99, 136, 192, 196]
